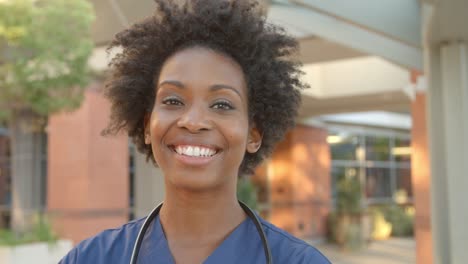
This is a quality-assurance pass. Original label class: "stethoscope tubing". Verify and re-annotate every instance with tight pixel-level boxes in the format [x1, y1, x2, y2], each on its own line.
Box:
[130, 201, 272, 264]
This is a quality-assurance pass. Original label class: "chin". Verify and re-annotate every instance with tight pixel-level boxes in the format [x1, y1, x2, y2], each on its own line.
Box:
[168, 172, 226, 192]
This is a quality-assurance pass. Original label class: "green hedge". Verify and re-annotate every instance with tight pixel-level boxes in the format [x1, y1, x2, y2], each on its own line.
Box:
[0, 215, 57, 246]
[370, 205, 414, 237]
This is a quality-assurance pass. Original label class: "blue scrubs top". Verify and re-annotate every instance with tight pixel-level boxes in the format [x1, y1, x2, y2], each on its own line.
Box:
[60, 215, 330, 263]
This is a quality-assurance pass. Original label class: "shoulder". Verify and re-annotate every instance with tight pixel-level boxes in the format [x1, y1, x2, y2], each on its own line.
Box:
[59, 217, 146, 264]
[260, 218, 331, 264]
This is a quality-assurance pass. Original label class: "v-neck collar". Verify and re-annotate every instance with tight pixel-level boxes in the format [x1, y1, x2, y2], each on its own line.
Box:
[203, 215, 264, 263]
[138, 215, 174, 263]
[139, 215, 254, 264]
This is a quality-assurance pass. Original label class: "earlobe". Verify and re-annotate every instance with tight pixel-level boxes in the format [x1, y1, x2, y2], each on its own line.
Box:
[246, 126, 262, 153]
[247, 141, 261, 153]
[144, 114, 151, 145]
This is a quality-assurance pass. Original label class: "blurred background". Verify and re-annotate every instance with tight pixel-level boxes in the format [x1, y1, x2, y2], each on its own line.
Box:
[0, 0, 467, 263]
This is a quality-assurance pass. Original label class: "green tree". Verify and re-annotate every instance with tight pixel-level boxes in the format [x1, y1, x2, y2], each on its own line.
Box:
[0, 0, 94, 231]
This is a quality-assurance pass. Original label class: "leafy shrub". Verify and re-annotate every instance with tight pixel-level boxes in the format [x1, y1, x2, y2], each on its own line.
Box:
[336, 174, 361, 214]
[370, 205, 414, 237]
[384, 206, 414, 237]
[237, 177, 258, 211]
[0, 214, 58, 246]
[327, 171, 365, 250]
[0, 229, 20, 246]
[369, 209, 392, 240]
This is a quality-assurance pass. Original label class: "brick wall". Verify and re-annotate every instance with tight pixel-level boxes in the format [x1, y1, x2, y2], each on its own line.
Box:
[47, 84, 129, 244]
[266, 125, 331, 239]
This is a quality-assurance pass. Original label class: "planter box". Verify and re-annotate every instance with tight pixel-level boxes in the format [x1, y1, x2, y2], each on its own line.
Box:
[0, 240, 72, 264]
[331, 212, 373, 250]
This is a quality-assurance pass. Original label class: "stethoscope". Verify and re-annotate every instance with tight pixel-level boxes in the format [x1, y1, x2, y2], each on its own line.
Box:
[130, 201, 273, 264]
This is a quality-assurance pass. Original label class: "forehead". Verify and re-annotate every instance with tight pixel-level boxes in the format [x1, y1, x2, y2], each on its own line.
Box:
[157, 46, 247, 92]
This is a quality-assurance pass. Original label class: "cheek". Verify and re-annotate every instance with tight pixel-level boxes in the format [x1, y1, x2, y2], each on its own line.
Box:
[223, 119, 250, 149]
[149, 116, 161, 140]
[148, 121, 172, 169]
[148, 113, 171, 153]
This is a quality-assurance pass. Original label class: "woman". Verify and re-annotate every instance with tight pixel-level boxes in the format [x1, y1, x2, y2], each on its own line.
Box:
[60, 0, 330, 263]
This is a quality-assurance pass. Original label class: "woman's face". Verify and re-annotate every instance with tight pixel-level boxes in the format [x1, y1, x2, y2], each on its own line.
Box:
[145, 47, 261, 192]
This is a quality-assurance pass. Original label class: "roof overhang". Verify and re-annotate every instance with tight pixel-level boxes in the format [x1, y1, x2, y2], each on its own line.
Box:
[87, 1, 419, 118]
[297, 56, 413, 117]
[268, 0, 423, 70]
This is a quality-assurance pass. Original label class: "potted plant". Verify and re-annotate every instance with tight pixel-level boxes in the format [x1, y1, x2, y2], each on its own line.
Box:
[328, 170, 369, 250]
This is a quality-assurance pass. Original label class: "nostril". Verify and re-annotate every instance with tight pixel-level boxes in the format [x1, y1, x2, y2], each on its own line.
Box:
[177, 117, 212, 132]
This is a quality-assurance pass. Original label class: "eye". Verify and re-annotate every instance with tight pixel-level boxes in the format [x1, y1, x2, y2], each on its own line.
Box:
[211, 100, 234, 110]
[162, 97, 183, 106]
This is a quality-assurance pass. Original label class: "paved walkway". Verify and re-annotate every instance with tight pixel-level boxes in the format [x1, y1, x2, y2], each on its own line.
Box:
[313, 238, 416, 264]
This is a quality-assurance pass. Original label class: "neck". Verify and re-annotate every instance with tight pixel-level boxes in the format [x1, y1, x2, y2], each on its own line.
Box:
[159, 183, 247, 243]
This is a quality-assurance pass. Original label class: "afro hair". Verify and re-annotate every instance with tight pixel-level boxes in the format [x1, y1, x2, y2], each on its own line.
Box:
[102, 0, 308, 175]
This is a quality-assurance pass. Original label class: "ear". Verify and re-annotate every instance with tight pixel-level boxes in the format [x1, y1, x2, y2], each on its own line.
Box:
[246, 125, 262, 154]
[144, 113, 151, 145]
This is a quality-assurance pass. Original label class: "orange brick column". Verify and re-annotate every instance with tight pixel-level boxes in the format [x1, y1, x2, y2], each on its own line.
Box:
[412, 90, 433, 263]
[47, 84, 129, 244]
[269, 125, 331, 239]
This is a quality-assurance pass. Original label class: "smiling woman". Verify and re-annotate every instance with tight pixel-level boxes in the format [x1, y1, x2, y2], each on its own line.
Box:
[59, 0, 330, 263]
[148, 47, 256, 193]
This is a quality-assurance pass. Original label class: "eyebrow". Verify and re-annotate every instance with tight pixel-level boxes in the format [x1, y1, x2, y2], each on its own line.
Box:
[158, 80, 185, 89]
[158, 80, 243, 99]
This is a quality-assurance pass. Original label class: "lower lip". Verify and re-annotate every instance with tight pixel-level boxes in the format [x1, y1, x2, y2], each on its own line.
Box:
[172, 149, 219, 166]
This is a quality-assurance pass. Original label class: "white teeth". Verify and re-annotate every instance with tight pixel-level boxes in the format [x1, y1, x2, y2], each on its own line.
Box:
[194, 147, 200, 156]
[174, 145, 216, 157]
[187, 146, 193, 156]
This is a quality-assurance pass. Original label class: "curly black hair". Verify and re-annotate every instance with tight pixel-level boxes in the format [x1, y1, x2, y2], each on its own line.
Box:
[102, 0, 308, 175]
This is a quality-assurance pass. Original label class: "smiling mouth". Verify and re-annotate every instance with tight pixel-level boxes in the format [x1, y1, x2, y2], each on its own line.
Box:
[170, 145, 219, 158]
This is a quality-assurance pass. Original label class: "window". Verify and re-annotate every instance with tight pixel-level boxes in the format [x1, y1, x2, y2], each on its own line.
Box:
[0, 128, 48, 228]
[330, 133, 359, 161]
[329, 128, 412, 204]
[365, 168, 391, 198]
[365, 136, 390, 161]
[396, 168, 412, 197]
[394, 138, 411, 162]
[331, 166, 360, 198]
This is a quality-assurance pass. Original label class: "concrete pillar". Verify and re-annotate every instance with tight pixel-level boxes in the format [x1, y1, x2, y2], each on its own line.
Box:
[427, 42, 468, 264]
[133, 151, 165, 219]
[411, 91, 433, 264]
[48, 85, 129, 244]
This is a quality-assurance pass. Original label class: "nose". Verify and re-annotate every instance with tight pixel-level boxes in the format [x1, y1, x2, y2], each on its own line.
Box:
[176, 103, 212, 133]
